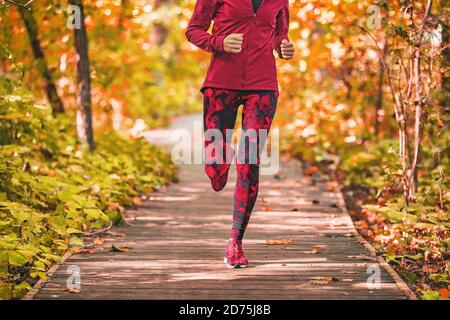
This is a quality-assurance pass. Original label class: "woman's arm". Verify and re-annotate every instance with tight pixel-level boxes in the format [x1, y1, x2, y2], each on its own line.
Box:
[274, 0, 290, 58]
[185, 0, 226, 54]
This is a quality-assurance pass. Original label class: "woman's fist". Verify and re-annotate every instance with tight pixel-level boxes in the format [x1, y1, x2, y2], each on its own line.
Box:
[223, 33, 243, 53]
[280, 39, 295, 60]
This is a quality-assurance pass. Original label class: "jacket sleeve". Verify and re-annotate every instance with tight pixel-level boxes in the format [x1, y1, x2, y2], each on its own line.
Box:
[185, 0, 225, 54]
[274, 0, 290, 58]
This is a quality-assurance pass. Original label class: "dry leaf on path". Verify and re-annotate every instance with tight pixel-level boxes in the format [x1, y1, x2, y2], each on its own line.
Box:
[342, 233, 354, 237]
[66, 288, 81, 293]
[343, 271, 358, 274]
[110, 244, 130, 252]
[93, 237, 105, 245]
[310, 276, 339, 285]
[74, 248, 96, 254]
[326, 181, 337, 191]
[266, 239, 293, 245]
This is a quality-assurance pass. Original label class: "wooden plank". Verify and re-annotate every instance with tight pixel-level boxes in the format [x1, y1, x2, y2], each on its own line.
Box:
[31, 156, 411, 300]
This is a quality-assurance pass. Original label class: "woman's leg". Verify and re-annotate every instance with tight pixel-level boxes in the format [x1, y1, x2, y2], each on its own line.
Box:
[231, 91, 278, 241]
[203, 88, 240, 187]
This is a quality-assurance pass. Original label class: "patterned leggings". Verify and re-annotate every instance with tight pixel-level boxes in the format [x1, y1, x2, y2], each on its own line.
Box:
[203, 88, 278, 241]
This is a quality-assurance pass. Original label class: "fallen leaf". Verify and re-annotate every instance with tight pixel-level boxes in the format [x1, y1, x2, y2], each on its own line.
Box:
[304, 166, 319, 176]
[439, 288, 449, 299]
[110, 244, 130, 252]
[326, 181, 337, 191]
[73, 248, 96, 254]
[355, 220, 369, 229]
[377, 197, 387, 206]
[310, 276, 339, 285]
[343, 271, 358, 274]
[266, 239, 293, 245]
[313, 245, 328, 250]
[132, 197, 142, 206]
[343, 233, 355, 237]
[93, 237, 105, 245]
[66, 288, 81, 293]
[262, 207, 273, 212]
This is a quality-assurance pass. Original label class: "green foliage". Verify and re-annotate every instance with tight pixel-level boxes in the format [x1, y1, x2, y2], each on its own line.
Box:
[420, 290, 442, 300]
[0, 74, 176, 299]
[340, 140, 402, 192]
[428, 273, 450, 284]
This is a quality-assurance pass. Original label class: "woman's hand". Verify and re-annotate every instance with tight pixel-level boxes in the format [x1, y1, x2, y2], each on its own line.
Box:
[280, 39, 295, 60]
[223, 33, 243, 53]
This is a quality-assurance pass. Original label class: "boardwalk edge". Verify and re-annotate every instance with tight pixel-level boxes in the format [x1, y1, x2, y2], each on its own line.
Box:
[22, 252, 73, 300]
[334, 182, 418, 300]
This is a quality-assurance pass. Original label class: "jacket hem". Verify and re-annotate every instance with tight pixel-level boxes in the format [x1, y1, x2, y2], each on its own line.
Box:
[201, 83, 279, 94]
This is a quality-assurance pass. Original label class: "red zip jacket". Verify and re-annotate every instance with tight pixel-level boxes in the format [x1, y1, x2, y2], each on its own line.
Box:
[185, 0, 290, 93]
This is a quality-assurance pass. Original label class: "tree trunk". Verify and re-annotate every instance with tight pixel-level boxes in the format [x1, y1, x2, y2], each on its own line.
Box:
[18, 6, 65, 114]
[118, 0, 129, 31]
[374, 42, 388, 137]
[152, 0, 173, 46]
[374, 1, 390, 137]
[69, 0, 94, 151]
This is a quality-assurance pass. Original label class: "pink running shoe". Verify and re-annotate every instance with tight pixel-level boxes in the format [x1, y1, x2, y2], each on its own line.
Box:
[224, 239, 248, 268]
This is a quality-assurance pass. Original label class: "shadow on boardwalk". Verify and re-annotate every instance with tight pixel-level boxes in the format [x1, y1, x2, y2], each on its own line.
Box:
[29, 114, 413, 300]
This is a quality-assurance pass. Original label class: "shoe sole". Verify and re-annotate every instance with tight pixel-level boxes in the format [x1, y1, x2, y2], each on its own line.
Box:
[223, 257, 247, 269]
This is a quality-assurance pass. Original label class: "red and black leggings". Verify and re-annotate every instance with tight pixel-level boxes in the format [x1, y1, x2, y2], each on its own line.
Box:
[203, 88, 278, 241]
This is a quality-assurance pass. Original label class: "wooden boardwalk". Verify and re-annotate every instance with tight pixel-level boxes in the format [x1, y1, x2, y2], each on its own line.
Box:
[29, 115, 413, 300]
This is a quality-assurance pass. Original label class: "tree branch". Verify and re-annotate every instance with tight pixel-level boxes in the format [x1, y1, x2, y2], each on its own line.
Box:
[3, 0, 34, 8]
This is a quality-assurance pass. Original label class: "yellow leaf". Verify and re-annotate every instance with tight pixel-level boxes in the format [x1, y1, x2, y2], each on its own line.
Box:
[266, 238, 293, 245]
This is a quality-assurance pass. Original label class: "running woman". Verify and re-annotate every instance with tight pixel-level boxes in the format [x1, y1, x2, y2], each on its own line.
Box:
[186, 0, 295, 268]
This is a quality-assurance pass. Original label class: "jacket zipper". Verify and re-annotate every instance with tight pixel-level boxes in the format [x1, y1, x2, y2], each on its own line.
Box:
[243, 1, 265, 88]
[253, 0, 264, 23]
